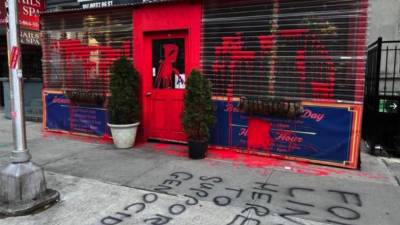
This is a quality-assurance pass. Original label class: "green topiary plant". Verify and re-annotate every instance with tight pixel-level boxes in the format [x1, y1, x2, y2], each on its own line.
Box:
[182, 69, 215, 142]
[107, 56, 140, 125]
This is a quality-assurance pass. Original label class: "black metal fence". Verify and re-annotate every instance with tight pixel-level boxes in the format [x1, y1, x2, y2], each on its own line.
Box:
[363, 37, 400, 154]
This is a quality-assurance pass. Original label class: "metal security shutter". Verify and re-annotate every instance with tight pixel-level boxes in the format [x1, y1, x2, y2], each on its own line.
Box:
[202, 0, 368, 103]
[41, 9, 132, 93]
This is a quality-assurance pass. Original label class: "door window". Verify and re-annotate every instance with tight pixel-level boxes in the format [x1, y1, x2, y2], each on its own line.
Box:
[152, 38, 185, 89]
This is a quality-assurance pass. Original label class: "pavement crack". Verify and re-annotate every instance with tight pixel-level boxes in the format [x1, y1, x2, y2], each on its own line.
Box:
[129, 186, 178, 197]
[40, 151, 83, 167]
[381, 158, 390, 167]
[120, 158, 166, 187]
[264, 169, 275, 183]
[395, 176, 400, 186]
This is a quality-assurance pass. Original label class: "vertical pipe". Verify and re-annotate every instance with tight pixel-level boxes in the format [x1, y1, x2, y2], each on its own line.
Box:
[384, 46, 389, 96]
[6, 0, 31, 163]
[375, 37, 382, 112]
[268, 0, 279, 96]
[393, 46, 397, 96]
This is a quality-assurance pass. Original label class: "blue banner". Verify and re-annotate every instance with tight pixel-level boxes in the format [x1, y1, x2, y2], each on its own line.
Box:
[45, 93, 110, 137]
[210, 100, 353, 163]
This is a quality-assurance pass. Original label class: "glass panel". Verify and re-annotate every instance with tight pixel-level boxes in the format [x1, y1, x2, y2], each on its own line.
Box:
[152, 38, 185, 89]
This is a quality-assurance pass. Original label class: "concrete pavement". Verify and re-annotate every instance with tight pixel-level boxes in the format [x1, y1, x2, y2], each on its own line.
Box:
[0, 110, 400, 225]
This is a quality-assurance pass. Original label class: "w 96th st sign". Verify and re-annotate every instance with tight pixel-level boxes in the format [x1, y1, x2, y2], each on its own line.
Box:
[50, 0, 168, 10]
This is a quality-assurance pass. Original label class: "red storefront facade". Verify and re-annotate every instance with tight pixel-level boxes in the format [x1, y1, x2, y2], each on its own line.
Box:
[41, 0, 368, 169]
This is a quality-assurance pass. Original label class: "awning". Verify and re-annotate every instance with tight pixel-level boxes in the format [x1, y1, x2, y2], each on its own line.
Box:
[42, 0, 175, 15]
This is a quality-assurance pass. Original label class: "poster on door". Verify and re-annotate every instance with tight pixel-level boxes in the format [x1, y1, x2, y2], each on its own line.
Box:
[152, 38, 185, 89]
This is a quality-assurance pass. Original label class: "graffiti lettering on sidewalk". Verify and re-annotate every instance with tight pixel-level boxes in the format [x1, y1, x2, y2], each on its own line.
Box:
[100, 171, 364, 225]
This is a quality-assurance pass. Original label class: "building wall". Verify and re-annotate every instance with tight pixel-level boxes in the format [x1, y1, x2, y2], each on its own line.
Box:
[368, 0, 400, 44]
[368, 0, 400, 93]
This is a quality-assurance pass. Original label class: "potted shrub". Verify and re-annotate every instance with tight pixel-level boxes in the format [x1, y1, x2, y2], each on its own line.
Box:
[107, 56, 140, 149]
[182, 69, 215, 159]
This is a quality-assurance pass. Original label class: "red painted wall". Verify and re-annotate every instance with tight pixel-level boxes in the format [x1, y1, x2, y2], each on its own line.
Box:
[133, 1, 202, 141]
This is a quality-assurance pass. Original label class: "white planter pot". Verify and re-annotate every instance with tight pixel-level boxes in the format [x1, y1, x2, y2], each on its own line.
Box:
[108, 122, 140, 149]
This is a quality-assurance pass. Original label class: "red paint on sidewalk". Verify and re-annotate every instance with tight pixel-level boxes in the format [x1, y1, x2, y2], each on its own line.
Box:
[140, 142, 390, 182]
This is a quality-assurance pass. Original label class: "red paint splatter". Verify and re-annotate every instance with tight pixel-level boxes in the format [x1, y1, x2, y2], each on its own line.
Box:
[11, 111, 17, 119]
[212, 33, 255, 75]
[139, 143, 390, 182]
[151, 143, 187, 157]
[295, 50, 306, 81]
[258, 35, 274, 51]
[42, 130, 112, 145]
[277, 29, 308, 38]
[247, 118, 272, 151]
[49, 39, 130, 91]
[155, 44, 180, 88]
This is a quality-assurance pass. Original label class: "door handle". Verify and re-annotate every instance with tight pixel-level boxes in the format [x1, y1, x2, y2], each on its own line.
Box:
[146, 92, 152, 96]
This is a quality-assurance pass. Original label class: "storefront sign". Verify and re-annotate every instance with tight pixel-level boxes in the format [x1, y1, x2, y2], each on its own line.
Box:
[45, 93, 110, 137]
[0, 0, 44, 30]
[20, 29, 40, 45]
[210, 100, 356, 164]
[18, 0, 44, 31]
[0, 1, 5, 25]
[79, 0, 113, 9]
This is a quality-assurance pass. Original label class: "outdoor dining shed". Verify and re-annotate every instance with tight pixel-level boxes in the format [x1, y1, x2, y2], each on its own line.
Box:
[41, 0, 368, 169]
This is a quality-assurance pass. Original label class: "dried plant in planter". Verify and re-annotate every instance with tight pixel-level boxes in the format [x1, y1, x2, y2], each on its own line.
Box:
[239, 97, 303, 118]
[65, 90, 106, 106]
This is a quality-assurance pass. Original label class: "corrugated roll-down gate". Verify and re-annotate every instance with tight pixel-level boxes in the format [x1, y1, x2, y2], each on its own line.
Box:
[363, 38, 400, 155]
[41, 9, 133, 137]
[39, 0, 369, 169]
[202, 0, 368, 169]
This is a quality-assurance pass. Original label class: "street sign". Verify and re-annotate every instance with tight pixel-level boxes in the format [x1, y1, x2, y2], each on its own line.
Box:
[9, 46, 20, 69]
[379, 99, 399, 113]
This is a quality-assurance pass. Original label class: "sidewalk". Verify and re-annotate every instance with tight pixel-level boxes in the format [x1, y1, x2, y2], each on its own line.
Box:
[0, 110, 399, 225]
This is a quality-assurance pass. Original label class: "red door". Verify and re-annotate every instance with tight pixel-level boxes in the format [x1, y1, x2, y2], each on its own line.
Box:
[143, 32, 188, 142]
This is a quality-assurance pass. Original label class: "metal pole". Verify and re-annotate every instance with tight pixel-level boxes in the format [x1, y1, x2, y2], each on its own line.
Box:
[6, 0, 31, 163]
[0, 0, 59, 216]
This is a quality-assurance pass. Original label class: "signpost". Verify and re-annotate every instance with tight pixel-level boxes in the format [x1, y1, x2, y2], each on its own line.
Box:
[0, 0, 59, 216]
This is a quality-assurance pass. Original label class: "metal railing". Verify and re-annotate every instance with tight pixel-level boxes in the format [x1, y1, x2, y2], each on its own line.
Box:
[363, 37, 400, 154]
